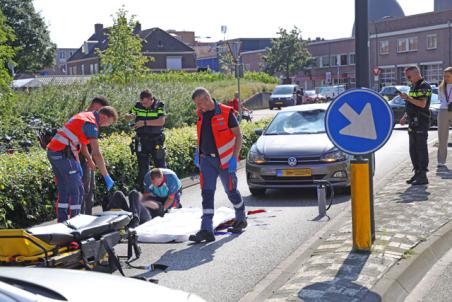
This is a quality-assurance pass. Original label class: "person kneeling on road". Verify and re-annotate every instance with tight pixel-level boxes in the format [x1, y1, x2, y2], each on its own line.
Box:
[104, 168, 182, 225]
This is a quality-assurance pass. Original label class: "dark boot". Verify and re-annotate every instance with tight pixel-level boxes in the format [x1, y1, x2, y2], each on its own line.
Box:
[188, 230, 215, 243]
[412, 171, 429, 185]
[228, 220, 248, 233]
[406, 170, 419, 184]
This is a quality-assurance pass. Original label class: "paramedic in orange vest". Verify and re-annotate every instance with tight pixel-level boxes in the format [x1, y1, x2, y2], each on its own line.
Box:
[47, 106, 118, 222]
[189, 87, 247, 243]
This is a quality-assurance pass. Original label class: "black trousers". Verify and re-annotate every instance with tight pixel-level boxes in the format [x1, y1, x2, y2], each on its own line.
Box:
[137, 136, 166, 190]
[408, 127, 429, 172]
[107, 190, 166, 225]
[80, 154, 95, 215]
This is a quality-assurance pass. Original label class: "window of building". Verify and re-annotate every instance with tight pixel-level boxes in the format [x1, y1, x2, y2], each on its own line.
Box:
[158, 40, 164, 48]
[397, 67, 408, 84]
[349, 53, 355, 65]
[340, 54, 348, 66]
[330, 55, 338, 67]
[166, 56, 182, 70]
[321, 55, 330, 67]
[59, 52, 65, 59]
[427, 34, 437, 50]
[94, 63, 99, 74]
[397, 37, 418, 53]
[81, 65, 85, 75]
[422, 64, 442, 85]
[379, 40, 389, 55]
[90, 64, 94, 74]
[379, 67, 396, 86]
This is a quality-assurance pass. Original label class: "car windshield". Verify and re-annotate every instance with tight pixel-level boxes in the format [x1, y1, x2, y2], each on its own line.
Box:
[272, 86, 294, 95]
[398, 86, 410, 93]
[265, 110, 326, 135]
[431, 94, 440, 104]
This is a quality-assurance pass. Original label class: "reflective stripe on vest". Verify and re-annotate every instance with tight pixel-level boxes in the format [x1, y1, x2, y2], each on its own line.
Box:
[196, 103, 237, 170]
[47, 112, 97, 157]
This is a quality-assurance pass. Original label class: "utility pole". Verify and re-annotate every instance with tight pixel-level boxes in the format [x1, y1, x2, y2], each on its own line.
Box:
[355, 0, 375, 242]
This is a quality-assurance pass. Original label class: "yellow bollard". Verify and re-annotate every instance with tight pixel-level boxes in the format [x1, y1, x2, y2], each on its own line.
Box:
[351, 159, 372, 252]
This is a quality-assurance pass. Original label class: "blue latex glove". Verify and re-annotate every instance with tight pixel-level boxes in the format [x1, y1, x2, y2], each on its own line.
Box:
[194, 149, 200, 168]
[228, 156, 238, 173]
[103, 175, 115, 191]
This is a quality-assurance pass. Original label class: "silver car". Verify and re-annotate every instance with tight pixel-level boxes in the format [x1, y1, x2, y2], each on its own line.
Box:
[0, 267, 205, 302]
[246, 104, 351, 195]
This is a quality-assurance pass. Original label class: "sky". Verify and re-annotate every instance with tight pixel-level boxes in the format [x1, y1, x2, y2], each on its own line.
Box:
[32, 0, 434, 48]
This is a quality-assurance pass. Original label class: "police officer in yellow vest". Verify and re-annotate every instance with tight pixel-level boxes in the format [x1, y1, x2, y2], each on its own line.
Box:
[126, 90, 167, 190]
[399, 66, 432, 185]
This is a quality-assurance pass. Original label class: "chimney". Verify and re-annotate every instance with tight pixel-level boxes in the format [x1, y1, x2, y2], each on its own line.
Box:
[133, 22, 142, 35]
[94, 23, 103, 35]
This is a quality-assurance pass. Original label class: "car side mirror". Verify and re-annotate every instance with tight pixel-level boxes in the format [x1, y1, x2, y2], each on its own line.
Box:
[255, 128, 264, 136]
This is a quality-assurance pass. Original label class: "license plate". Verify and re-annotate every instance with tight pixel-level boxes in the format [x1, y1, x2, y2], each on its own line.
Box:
[275, 102, 283, 105]
[277, 169, 312, 177]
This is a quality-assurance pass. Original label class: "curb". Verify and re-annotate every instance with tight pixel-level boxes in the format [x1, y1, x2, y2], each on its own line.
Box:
[241, 134, 440, 301]
[239, 206, 351, 302]
[367, 219, 452, 302]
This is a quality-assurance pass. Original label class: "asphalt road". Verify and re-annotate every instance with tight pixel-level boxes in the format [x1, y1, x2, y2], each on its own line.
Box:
[117, 124, 438, 302]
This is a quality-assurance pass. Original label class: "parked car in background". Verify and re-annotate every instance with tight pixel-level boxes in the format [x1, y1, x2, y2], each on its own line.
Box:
[246, 104, 351, 196]
[269, 84, 302, 110]
[388, 93, 439, 127]
[318, 85, 346, 101]
[379, 85, 410, 101]
[303, 90, 326, 104]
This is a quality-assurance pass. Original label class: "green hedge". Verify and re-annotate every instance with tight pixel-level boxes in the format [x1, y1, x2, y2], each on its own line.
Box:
[0, 119, 270, 228]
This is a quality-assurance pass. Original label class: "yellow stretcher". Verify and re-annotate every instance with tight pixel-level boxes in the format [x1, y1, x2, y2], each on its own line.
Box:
[0, 211, 141, 274]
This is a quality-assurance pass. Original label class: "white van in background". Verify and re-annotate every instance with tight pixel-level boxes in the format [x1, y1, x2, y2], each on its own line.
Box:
[317, 85, 346, 101]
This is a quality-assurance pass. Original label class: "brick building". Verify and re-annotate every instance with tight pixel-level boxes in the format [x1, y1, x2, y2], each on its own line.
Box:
[295, 8, 452, 91]
[66, 23, 196, 75]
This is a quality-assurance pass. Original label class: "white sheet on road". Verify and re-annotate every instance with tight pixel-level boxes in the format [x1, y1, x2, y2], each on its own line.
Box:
[135, 207, 235, 243]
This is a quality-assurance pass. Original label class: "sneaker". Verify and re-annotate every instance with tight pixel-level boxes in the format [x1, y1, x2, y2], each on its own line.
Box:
[188, 230, 215, 243]
[227, 220, 248, 233]
[437, 163, 447, 168]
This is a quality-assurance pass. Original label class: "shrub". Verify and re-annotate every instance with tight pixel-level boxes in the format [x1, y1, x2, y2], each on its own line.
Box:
[0, 118, 271, 228]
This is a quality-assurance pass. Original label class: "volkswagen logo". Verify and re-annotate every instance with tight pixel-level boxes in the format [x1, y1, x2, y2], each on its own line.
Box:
[288, 157, 297, 167]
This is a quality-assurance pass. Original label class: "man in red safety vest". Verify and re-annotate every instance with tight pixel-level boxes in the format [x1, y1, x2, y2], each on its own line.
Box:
[189, 87, 247, 243]
[47, 106, 118, 222]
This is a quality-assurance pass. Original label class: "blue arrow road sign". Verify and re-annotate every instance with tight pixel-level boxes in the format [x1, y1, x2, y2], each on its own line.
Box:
[325, 88, 394, 155]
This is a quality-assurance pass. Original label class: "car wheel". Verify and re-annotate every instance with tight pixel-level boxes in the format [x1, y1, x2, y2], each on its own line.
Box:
[277, 107, 281, 110]
[269, 107, 273, 110]
[249, 188, 266, 196]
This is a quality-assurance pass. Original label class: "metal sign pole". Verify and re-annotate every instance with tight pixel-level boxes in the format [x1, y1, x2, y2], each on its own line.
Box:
[355, 0, 375, 242]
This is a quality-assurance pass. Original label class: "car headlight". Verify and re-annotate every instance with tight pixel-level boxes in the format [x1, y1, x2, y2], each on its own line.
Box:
[248, 150, 266, 164]
[321, 149, 347, 162]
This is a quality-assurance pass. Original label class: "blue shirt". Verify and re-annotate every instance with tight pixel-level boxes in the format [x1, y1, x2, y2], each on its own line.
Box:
[200, 101, 238, 155]
[143, 168, 182, 198]
[82, 111, 100, 139]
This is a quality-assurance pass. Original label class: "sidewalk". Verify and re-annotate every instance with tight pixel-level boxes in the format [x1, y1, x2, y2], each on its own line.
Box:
[267, 146, 452, 301]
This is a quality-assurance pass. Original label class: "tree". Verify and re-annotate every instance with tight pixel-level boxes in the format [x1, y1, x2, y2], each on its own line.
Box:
[0, 8, 16, 98]
[218, 44, 235, 75]
[263, 27, 312, 81]
[96, 7, 150, 84]
[0, 0, 55, 73]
